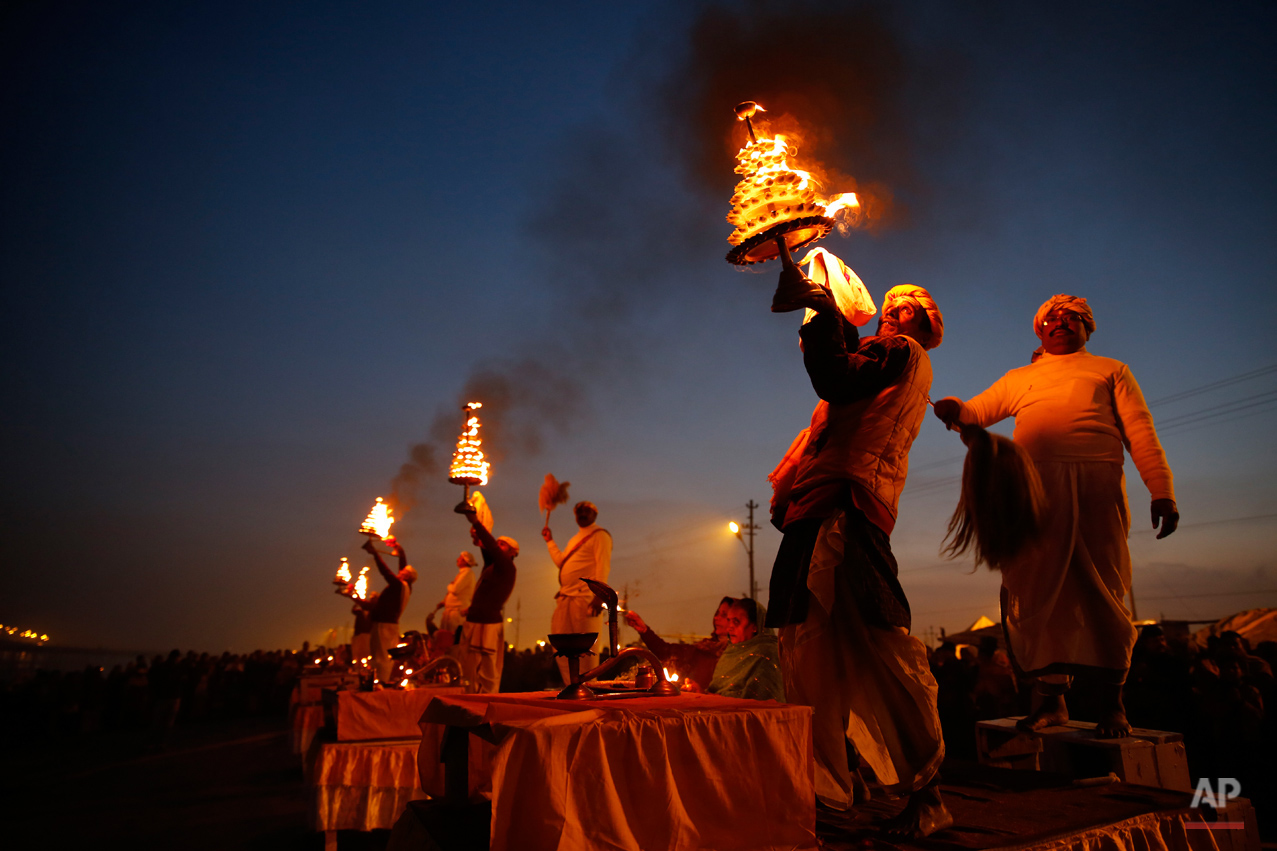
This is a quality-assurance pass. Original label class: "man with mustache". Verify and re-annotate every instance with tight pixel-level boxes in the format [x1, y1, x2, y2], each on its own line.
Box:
[934, 295, 1178, 738]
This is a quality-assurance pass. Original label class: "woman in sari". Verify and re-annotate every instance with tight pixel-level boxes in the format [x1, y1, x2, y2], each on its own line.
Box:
[706, 598, 785, 702]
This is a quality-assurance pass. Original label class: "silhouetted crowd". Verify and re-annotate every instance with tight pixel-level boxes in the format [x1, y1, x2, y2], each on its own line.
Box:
[1, 648, 302, 748]
[932, 626, 1275, 813]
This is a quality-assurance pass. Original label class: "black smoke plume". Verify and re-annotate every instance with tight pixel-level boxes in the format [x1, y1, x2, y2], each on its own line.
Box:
[388, 1, 966, 513]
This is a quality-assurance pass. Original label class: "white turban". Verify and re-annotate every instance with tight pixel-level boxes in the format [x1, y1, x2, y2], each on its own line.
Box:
[1033, 294, 1095, 339]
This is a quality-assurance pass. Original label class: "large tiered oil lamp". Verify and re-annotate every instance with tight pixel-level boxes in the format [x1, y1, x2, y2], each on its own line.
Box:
[448, 401, 490, 502]
[352, 566, 370, 600]
[724, 101, 861, 267]
[333, 557, 353, 588]
[358, 497, 395, 540]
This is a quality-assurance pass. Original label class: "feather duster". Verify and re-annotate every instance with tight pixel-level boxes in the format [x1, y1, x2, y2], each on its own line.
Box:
[538, 474, 571, 526]
[468, 490, 494, 532]
[942, 424, 1047, 571]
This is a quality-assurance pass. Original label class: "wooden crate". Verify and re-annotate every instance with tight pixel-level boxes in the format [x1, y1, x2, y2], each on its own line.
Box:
[975, 718, 1191, 791]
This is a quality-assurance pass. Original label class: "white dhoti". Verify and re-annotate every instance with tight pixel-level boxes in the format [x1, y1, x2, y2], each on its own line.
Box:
[780, 512, 944, 810]
[460, 621, 505, 694]
[351, 632, 371, 664]
[440, 606, 465, 634]
[370, 622, 400, 683]
[1002, 460, 1134, 680]
[550, 595, 602, 684]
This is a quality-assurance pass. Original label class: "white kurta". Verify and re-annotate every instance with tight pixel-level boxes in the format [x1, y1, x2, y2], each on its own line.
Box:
[959, 350, 1174, 676]
[441, 566, 475, 633]
[547, 523, 612, 682]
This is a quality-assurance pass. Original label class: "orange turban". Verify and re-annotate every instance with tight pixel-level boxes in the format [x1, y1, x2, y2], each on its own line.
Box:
[1033, 294, 1095, 339]
[882, 285, 944, 350]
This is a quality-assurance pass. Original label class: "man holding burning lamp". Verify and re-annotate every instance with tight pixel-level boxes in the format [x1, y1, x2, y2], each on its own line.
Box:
[933, 295, 1178, 738]
[766, 241, 950, 836]
[543, 500, 612, 683]
[457, 501, 518, 694]
[362, 537, 417, 684]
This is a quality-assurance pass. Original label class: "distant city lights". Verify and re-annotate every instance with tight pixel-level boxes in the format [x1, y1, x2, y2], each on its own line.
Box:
[0, 624, 50, 643]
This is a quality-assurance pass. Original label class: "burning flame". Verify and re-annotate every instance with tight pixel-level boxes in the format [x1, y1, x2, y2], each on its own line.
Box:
[359, 497, 395, 539]
[353, 566, 370, 600]
[449, 402, 490, 486]
[663, 667, 680, 683]
[726, 105, 861, 247]
[335, 557, 352, 584]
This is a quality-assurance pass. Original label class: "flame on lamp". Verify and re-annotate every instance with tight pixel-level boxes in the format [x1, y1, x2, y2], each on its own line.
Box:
[358, 497, 395, 539]
[335, 557, 353, 584]
[726, 104, 861, 248]
[663, 667, 680, 683]
[353, 567, 370, 601]
[449, 402, 490, 486]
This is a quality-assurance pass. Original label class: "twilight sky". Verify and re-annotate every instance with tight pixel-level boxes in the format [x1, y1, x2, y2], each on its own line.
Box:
[3, 1, 1275, 653]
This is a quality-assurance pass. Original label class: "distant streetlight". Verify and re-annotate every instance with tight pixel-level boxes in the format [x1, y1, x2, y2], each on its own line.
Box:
[727, 501, 760, 600]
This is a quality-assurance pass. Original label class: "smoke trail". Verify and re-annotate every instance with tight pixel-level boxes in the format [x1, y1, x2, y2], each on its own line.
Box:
[388, 1, 966, 512]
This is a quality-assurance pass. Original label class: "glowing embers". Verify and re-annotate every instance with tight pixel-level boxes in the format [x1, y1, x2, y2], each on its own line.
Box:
[358, 497, 395, 539]
[724, 101, 862, 266]
[449, 402, 490, 486]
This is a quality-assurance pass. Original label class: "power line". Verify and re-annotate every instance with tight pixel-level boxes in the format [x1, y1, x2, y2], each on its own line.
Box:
[1155, 389, 1277, 431]
[1137, 588, 1277, 603]
[1146, 364, 1277, 407]
[1131, 512, 1277, 536]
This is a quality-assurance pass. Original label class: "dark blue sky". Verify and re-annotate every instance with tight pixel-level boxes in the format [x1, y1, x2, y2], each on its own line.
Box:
[3, 1, 1275, 652]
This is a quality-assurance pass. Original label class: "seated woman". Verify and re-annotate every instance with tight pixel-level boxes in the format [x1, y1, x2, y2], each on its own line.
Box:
[705, 598, 784, 702]
[624, 597, 733, 692]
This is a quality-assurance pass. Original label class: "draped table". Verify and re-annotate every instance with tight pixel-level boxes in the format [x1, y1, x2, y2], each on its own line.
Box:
[412, 691, 816, 851]
[306, 684, 464, 849]
[290, 669, 362, 755]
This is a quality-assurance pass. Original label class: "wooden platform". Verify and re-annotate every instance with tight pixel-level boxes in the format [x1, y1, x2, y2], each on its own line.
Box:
[818, 761, 1256, 851]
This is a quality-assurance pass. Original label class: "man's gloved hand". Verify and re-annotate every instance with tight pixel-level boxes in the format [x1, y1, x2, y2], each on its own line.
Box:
[1151, 498, 1179, 539]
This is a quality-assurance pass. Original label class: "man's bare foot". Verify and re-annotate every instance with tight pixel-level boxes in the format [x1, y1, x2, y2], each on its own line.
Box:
[1095, 686, 1132, 737]
[880, 784, 953, 839]
[1016, 693, 1069, 732]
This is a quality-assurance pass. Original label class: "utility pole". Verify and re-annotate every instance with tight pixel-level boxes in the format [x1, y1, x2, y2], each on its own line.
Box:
[731, 500, 761, 600]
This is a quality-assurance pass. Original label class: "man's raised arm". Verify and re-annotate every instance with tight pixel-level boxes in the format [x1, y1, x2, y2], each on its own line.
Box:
[363, 538, 400, 585]
[456, 502, 498, 552]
